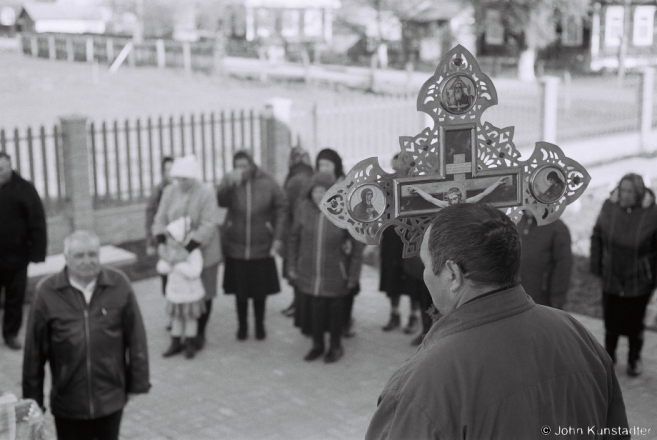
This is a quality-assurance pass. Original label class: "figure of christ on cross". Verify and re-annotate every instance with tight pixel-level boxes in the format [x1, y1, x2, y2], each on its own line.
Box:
[406, 147, 513, 209]
[408, 176, 511, 208]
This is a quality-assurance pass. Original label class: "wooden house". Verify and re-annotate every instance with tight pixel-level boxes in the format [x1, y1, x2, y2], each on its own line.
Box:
[589, 0, 657, 72]
[226, 0, 341, 44]
[400, 0, 476, 65]
[17, 1, 107, 34]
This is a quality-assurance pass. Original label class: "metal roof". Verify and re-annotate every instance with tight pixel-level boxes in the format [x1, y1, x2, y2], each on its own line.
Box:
[21, 1, 105, 21]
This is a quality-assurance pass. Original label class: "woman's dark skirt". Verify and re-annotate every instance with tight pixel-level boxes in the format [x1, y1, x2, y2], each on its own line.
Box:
[602, 292, 651, 337]
[223, 257, 280, 301]
[295, 291, 347, 336]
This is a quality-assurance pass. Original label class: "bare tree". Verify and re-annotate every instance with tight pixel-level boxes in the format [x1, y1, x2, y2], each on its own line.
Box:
[468, 0, 589, 81]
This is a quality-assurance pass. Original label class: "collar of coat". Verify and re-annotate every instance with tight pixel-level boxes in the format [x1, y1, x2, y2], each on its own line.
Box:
[609, 187, 656, 209]
[422, 284, 534, 347]
[50, 267, 118, 290]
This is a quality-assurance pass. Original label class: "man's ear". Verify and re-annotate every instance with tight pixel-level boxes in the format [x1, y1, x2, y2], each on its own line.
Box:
[444, 260, 464, 292]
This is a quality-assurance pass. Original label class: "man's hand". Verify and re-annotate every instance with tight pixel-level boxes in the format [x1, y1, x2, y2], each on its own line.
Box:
[342, 240, 353, 255]
[347, 280, 358, 290]
[271, 239, 283, 257]
[287, 269, 298, 284]
[226, 169, 245, 186]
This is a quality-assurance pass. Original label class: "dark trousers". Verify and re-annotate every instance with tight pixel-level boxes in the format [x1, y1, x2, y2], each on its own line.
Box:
[311, 296, 346, 350]
[54, 410, 123, 440]
[197, 264, 219, 337]
[0, 267, 28, 340]
[236, 298, 266, 331]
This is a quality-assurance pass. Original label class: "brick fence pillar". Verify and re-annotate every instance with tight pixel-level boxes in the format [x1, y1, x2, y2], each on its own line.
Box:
[60, 116, 95, 233]
[261, 98, 292, 184]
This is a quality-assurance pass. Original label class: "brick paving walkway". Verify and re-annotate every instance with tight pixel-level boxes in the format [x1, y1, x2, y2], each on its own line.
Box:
[1, 264, 656, 439]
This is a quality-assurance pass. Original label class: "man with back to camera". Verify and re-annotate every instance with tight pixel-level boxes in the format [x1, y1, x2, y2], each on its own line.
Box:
[366, 203, 629, 439]
[22, 231, 150, 440]
[0, 151, 47, 350]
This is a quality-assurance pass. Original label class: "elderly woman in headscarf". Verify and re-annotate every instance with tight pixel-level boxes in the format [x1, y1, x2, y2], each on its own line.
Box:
[287, 172, 364, 363]
[217, 150, 288, 341]
[152, 155, 223, 351]
[591, 173, 657, 377]
[281, 146, 315, 317]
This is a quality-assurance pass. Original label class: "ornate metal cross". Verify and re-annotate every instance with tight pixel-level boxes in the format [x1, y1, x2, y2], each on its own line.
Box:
[320, 45, 590, 257]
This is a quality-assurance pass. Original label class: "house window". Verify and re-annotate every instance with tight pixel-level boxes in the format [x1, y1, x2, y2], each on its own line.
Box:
[256, 8, 275, 39]
[281, 9, 300, 38]
[562, 16, 583, 46]
[485, 9, 504, 45]
[633, 6, 655, 46]
[304, 9, 323, 37]
[605, 6, 624, 47]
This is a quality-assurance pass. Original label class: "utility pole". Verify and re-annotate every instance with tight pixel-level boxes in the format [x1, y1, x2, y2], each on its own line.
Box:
[134, 0, 144, 44]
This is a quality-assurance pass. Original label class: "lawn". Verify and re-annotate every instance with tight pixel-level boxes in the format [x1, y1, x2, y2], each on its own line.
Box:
[0, 51, 369, 128]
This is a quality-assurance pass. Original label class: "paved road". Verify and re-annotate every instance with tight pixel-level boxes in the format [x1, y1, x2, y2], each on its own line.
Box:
[1, 264, 656, 439]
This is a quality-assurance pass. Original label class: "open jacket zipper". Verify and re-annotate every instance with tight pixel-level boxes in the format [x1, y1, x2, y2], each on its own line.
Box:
[313, 213, 325, 295]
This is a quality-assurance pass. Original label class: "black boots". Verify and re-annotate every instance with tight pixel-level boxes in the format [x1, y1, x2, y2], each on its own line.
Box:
[162, 337, 183, 357]
[255, 323, 266, 340]
[627, 335, 644, 377]
[324, 345, 344, 363]
[403, 315, 420, 334]
[304, 346, 324, 361]
[382, 313, 401, 332]
[163, 337, 196, 359]
[184, 338, 196, 359]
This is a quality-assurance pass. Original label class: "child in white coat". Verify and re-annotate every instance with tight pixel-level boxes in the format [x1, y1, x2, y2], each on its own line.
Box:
[157, 216, 206, 359]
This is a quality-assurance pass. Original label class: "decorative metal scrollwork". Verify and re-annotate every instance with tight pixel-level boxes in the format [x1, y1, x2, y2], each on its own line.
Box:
[320, 45, 591, 257]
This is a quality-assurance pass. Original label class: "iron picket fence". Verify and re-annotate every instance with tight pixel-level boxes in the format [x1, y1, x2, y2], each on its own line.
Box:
[88, 109, 262, 208]
[0, 125, 66, 215]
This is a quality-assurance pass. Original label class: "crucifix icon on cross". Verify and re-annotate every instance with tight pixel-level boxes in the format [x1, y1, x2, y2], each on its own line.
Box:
[320, 45, 590, 258]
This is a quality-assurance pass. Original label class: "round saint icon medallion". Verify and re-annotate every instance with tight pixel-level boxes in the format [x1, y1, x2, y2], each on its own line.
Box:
[530, 166, 567, 204]
[441, 75, 477, 115]
[348, 184, 386, 223]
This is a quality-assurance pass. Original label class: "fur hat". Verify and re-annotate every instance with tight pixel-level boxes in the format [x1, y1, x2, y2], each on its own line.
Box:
[169, 155, 201, 180]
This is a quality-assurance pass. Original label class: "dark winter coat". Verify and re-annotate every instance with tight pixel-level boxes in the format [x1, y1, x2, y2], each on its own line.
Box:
[284, 162, 314, 221]
[287, 175, 364, 297]
[0, 171, 47, 269]
[591, 189, 657, 297]
[379, 227, 408, 296]
[366, 285, 629, 440]
[145, 180, 171, 243]
[217, 167, 288, 260]
[23, 267, 150, 419]
[517, 216, 572, 308]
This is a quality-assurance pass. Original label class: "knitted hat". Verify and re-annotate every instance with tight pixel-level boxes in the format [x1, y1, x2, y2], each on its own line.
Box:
[289, 146, 311, 168]
[169, 155, 201, 180]
[316, 148, 344, 179]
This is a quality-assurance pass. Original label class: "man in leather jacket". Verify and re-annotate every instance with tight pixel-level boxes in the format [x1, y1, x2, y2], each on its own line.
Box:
[22, 231, 150, 440]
